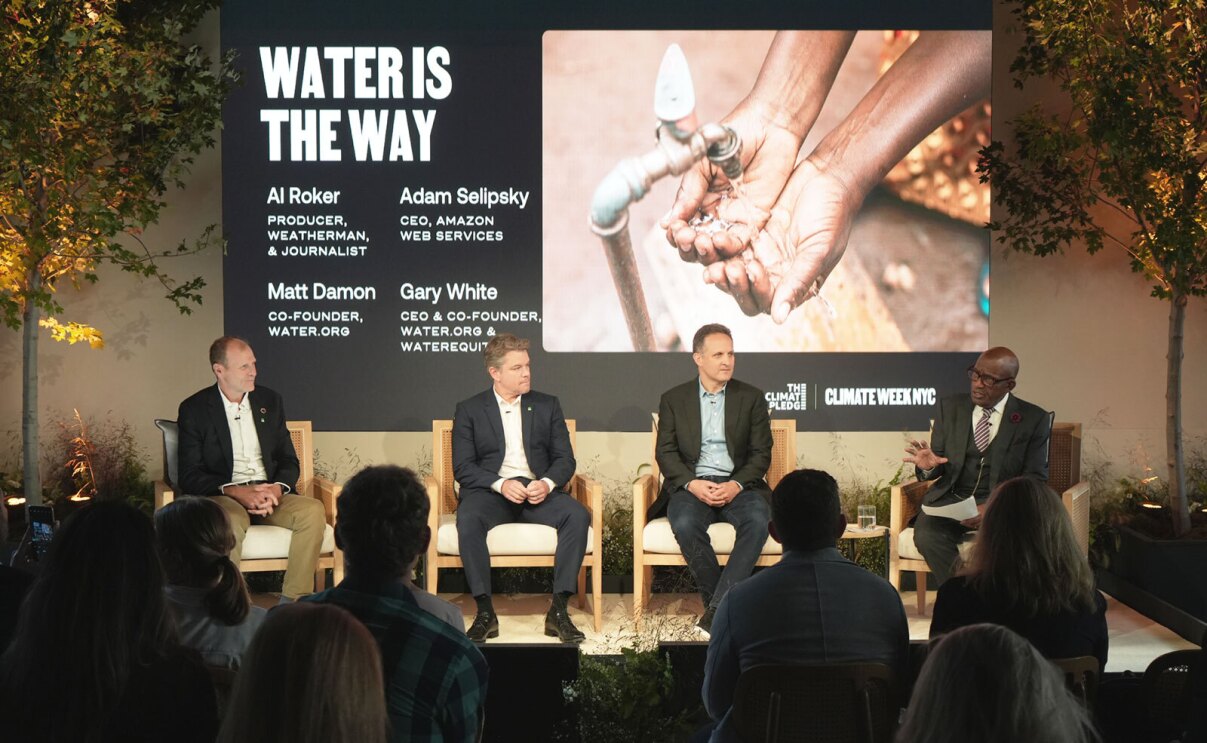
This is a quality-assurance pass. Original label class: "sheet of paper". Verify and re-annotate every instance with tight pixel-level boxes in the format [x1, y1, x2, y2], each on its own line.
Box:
[921, 495, 979, 521]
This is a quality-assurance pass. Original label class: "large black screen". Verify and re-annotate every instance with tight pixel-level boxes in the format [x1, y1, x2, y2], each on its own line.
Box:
[221, 1, 991, 431]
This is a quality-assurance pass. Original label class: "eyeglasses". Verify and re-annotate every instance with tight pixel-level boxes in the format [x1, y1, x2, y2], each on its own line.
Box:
[966, 367, 1014, 387]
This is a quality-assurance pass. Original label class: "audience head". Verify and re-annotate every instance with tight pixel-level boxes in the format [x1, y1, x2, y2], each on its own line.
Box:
[335, 465, 430, 579]
[0, 500, 176, 739]
[962, 476, 1096, 616]
[896, 623, 1097, 743]
[218, 602, 387, 743]
[156, 496, 252, 625]
[770, 469, 845, 551]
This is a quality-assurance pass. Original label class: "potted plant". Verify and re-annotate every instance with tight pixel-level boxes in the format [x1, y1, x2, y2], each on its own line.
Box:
[1090, 446, 1207, 640]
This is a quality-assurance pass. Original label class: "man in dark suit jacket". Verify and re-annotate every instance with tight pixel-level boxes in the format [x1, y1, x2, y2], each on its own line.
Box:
[453, 333, 590, 643]
[904, 346, 1051, 584]
[177, 336, 326, 599]
[654, 323, 772, 636]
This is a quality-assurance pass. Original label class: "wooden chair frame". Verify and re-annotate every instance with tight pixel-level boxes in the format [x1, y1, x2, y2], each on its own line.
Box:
[423, 419, 604, 632]
[632, 418, 797, 625]
[888, 422, 1090, 615]
[732, 662, 898, 743]
[154, 420, 344, 592]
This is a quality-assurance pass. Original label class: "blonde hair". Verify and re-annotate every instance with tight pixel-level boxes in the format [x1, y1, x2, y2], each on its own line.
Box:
[218, 603, 387, 743]
[961, 476, 1096, 616]
[897, 624, 1097, 743]
[483, 333, 529, 370]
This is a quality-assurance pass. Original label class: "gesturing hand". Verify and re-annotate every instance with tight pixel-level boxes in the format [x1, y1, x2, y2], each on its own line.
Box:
[903, 440, 949, 471]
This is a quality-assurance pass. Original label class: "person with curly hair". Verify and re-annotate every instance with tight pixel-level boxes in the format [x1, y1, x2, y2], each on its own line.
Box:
[302, 465, 489, 742]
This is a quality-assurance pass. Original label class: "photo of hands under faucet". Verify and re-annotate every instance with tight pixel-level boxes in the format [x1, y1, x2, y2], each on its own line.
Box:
[542, 30, 993, 353]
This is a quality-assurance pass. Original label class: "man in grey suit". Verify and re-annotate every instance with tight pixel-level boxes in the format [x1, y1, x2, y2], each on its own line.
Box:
[653, 323, 772, 636]
[453, 333, 590, 643]
[905, 346, 1051, 584]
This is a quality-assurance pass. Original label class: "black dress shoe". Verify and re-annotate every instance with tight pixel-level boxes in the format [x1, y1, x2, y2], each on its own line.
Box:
[544, 607, 586, 643]
[466, 611, 499, 643]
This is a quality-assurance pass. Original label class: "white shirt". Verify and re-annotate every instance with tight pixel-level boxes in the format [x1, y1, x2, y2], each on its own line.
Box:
[220, 389, 268, 484]
[217, 388, 290, 494]
[490, 391, 556, 495]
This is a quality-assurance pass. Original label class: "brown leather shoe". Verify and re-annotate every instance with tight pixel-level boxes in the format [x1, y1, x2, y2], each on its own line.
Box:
[544, 606, 585, 643]
[466, 610, 499, 643]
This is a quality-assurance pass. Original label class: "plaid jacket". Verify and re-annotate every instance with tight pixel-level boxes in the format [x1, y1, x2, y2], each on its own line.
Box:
[303, 578, 488, 742]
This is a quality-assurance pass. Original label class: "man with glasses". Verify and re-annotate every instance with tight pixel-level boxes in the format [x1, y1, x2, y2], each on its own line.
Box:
[903, 347, 1051, 584]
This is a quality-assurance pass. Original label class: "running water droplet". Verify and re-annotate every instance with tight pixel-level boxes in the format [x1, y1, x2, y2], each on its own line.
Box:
[809, 280, 838, 319]
[729, 173, 746, 201]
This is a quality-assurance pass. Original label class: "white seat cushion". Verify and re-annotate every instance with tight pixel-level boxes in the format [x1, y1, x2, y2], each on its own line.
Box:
[642, 517, 780, 555]
[241, 523, 336, 561]
[436, 514, 594, 556]
[897, 527, 974, 563]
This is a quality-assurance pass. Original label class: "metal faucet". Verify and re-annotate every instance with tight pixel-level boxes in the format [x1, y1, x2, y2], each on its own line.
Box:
[589, 44, 744, 351]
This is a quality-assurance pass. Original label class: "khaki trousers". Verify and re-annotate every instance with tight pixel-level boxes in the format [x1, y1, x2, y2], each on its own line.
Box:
[213, 493, 326, 599]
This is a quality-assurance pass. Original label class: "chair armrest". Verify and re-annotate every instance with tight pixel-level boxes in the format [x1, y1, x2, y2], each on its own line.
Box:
[572, 475, 605, 554]
[422, 474, 443, 591]
[424, 474, 444, 526]
[890, 480, 934, 535]
[154, 481, 175, 510]
[633, 473, 658, 556]
[569, 474, 603, 518]
[314, 476, 341, 526]
[633, 473, 658, 517]
[1061, 481, 1091, 557]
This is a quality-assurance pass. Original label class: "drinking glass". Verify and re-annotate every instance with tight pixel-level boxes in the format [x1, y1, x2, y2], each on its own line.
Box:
[857, 505, 877, 530]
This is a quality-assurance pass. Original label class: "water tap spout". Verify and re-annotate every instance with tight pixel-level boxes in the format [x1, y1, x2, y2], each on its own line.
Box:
[588, 44, 744, 351]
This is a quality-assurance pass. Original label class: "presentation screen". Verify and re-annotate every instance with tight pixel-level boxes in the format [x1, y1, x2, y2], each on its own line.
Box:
[221, 1, 992, 431]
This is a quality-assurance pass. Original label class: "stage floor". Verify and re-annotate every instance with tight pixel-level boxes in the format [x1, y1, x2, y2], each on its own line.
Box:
[258, 589, 1198, 672]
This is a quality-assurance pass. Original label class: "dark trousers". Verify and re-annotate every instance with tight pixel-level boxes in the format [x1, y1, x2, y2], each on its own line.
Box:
[456, 485, 590, 597]
[913, 511, 974, 585]
[667, 487, 769, 609]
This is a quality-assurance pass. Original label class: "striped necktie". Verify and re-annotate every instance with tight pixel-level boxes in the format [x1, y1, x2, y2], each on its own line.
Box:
[974, 406, 993, 452]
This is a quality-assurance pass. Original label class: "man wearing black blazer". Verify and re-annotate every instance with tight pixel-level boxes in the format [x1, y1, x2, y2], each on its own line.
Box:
[453, 333, 590, 643]
[654, 323, 772, 637]
[177, 336, 326, 599]
[904, 346, 1051, 585]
